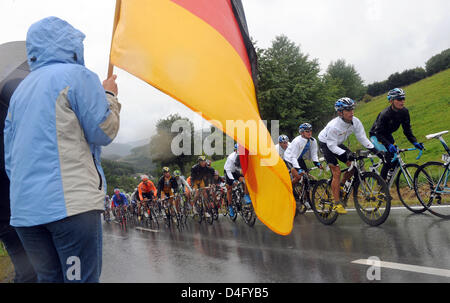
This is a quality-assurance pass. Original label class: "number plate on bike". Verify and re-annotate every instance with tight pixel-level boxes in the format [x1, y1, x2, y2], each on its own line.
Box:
[442, 154, 450, 163]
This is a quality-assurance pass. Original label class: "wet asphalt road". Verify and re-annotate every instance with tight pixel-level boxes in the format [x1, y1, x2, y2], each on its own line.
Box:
[100, 208, 450, 283]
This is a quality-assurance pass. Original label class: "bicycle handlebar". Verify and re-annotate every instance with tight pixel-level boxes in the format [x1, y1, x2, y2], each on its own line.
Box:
[391, 147, 423, 163]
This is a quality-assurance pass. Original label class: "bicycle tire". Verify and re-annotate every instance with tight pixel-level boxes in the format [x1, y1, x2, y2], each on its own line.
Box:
[311, 179, 338, 225]
[353, 172, 391, 226]
[395, 163, 427, 213]
[414, 161, 450, 219]
[229, 204, 238, 222]
[242, 204, 256, 227]
[193, 202, 203, 224]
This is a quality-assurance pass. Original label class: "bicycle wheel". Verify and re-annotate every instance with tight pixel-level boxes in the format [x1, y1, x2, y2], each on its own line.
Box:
[311, 179, 338, 225]
[414, 161, 450, 219]
[293, 184, 307, 217]
[395, 163, 426, 213]
[353, 172, 391, 226]
[204, 201, 214, 225]
[242, 204, 256, 227]
[229, 203, 238, 222]
[193, 202, 203, 224]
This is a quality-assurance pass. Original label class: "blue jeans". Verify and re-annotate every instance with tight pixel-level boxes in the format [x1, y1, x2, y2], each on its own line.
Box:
[14, 210, 102, 283]
[0, 223, 37, 283]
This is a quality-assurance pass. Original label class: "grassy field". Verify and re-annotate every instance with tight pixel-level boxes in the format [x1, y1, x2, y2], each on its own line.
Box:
[0, 242, 14, 282]
[349, 68, 450, 165]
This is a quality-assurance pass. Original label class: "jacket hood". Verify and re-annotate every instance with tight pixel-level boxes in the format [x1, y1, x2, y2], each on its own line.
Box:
[26, 16, 85, 71]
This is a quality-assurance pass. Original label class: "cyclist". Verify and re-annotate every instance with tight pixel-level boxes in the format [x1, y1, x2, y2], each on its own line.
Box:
[369, 88, 424, 180]
[212, 170, 225, 186]
[104, 195, 111, 222]
[284, 123, 322, 186]
[224, 144, 252, 216]
[157, 167, 178, 200]
[191, 156, 215, 207]
[318, 97, 384, 214]
[173, 169, 192, 208]
[111, 188, 129, 219]
[137, 175, 157, 202]
[275, 135, 290, 159]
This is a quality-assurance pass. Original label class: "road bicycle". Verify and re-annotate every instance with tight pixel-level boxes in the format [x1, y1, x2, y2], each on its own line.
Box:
[192, 187, 214, 225]
[159, 196, 180, 229]
[138, 198, 159, 230]
[116, 205, 128, 231]
[366, 146, 424, 213]
[414, 130, 450, 219]
[311, 149, 391, 226]
[290, 159, 325, 217]
[229, 180, 256, 227]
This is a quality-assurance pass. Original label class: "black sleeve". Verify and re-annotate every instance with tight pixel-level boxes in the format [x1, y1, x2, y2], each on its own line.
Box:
[171, 177, 178, 190]
[234, 154, 241, 168]
[157, 177, 163, 197]
[401, 109, 417, 144]
[372, 110, 393, 146]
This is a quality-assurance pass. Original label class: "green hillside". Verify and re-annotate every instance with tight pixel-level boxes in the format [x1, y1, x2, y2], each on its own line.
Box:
[349, 68, 450, 165]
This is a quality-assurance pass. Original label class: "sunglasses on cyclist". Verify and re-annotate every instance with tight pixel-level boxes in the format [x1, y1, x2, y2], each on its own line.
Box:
[395, 97, 405, 101]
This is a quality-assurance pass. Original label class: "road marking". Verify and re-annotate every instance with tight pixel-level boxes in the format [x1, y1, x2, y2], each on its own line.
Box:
[352, 259, 450, 278]
[135, 227, 160, 233]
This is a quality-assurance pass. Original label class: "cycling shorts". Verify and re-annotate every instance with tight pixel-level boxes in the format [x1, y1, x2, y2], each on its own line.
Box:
[319, 141, 351, 166]
[225, 171, 242, 186]
[192, 179, 206, 190]
[161, 190, 174, 199]
[285, 159, 308, 173]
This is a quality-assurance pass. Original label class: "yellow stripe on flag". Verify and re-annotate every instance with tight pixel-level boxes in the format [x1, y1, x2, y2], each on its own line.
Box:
[110, 0, 295, 235]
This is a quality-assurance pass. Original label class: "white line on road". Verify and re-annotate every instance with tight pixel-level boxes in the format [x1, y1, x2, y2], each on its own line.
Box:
[135, 227, 160, 233]
[352, 259, 450, 278]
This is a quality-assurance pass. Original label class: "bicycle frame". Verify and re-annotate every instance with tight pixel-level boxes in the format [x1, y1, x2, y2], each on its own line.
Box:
[368, 148, 422, 189]
[428, 132, 450, 194]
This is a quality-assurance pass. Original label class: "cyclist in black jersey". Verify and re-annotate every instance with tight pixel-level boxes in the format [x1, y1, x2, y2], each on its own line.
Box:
[369, 88, 424, 179]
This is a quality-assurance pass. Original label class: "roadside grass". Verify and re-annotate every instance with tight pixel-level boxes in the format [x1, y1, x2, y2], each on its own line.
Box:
[348, 68, 450, 166]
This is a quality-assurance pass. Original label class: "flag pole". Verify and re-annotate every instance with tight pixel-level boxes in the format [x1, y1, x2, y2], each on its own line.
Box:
[107, 0, 122, 78]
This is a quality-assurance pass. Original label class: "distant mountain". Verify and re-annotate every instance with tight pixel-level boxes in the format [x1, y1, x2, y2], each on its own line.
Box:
[102, 137, 151, 159]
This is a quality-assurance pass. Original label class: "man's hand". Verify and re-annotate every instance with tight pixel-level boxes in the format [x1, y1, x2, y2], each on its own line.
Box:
[388, 144, 397, 154]
[103, 74, 118, 96]
[346, 150, 357, 162]
[413, 142, 425, 150]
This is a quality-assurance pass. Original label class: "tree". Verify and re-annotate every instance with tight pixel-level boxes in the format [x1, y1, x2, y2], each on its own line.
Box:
[325, 59, 366, 101]
[149, 114, 196, 175]
[426, 48, 450, 76]
[256, 35, 340, 139]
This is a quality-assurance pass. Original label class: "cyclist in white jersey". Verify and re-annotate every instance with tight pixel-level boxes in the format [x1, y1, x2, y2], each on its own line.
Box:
[284, 123, 322, 185]
[318, 97, 384, 214]
[275, 135, 290, 159]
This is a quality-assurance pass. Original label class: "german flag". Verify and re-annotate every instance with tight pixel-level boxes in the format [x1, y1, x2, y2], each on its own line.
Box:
[110, 0, 295, 235]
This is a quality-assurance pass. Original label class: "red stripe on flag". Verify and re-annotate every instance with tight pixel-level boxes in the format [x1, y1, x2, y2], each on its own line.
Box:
[170, 0, 252, 74]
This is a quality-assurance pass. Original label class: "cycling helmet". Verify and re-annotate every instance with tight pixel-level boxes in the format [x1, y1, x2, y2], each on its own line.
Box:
[173, 170, 181, 177]
[198, 155, 206, 162]
[114, 188, 120, 193]
[162, 167, 170, 173]
[206, 159, 212, 166]
[298, 123, 312, 133]
[234, 143, 238, 150]
[214, 170, 219, 176]
[335, 97, 355, 112]
[141, 174, 149, 181]
[387, 88, 405, 101]
[278, 135, 289, 143]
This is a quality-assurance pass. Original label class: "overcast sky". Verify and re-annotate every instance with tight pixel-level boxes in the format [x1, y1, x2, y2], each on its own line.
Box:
[1, 0, 449, 143]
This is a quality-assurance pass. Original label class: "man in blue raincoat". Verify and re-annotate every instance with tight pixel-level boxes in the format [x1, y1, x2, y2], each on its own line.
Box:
[4, 17, 121, 283]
